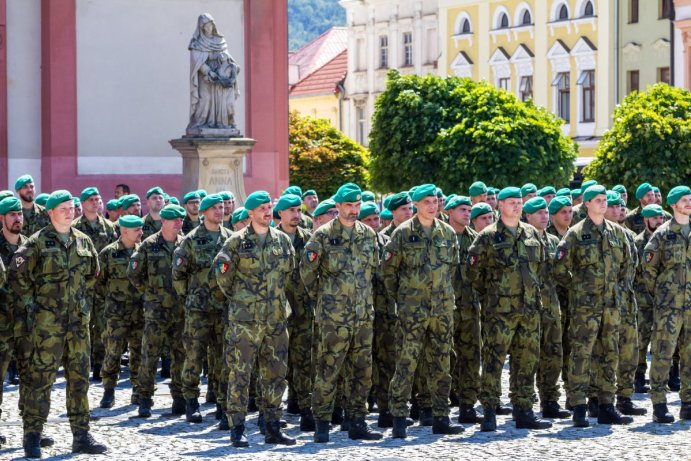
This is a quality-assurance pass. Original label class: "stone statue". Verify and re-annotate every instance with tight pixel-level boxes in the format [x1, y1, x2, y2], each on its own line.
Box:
[187, 13, 241, 137]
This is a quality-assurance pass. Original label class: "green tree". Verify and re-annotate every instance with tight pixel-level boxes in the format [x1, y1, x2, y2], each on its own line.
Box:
[583, 83, 691, 193]
[289, 111, 369, 197]
[368, 70, 577, 193]
[288, 0, 345, 51]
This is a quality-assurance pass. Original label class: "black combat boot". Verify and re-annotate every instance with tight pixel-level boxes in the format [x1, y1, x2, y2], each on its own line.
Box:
[205, 382, 216, 404]
[587, 397, 599, 417]
[348, 417, 383, 440]
[378, 409, 394, 427]
[314, 420, 330, 443]
[634, 372, 649, 393]
[8, 360, 19, 385]
[215, 403, 223, 420]
[72, 430, 107, 454]
[91, 363, 102, 382]
[449, 394, 460, 408]
[668, 364, 680, 392]
[257, 413, 266, 435]
[340, 410, 350, 431]
[495, 402, 513, 415]
[300, 407, 316, 431]
[392, 416, 407, 438]
[171, 396, 186, 415]
[100, 387, 115, 409]
[409, 400, 420, 420]
[458, 403, 483, 424]
[160, 357, 171, 379]
[418, 407, 434, 426]
[616, 396, 647, 416]
[432, 415, 464, 435]
[480, 407, 496, 432]
[23, 432, 41, 458]
[130, 392, 140, 406]
[185, 398, 203, 423]
[230, 424, 249, 447]
[541, 401, 571, 419]
[652, 403, 674, 424]
[331, 406, 344, 424]
[515, 408, 552, 429]
[247, 396, 258, 413]
[679, 402, 691, 420]
[138, 398, 153, 418]
[368, 394, 377, 413]
[572, 404, 589, 427]
[40, 435, 54, 448]
[217, 413, 230, 431]
[265, 420, 296, 445]
[597, 403, 633, 425]
[286, 398, 300, 415]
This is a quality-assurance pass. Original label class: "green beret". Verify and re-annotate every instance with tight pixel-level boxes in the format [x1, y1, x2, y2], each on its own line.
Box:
[163, 193, 170, 201]
[183, 191, 201, 204]
[612, 185, 627, 195]
[106, 199, 119, 211]
[274, 193, 302, 212]
[199, 194, 224, 212]
[0, 197, 22, 215]
[313, 199, 336, 218]
[635, 183, 654, 200]
[444, 195, 472, 210]
[469, 181, 487, 197]
[445, 193, 457, 203]
[387, 192, 412, 211]
[169, 197, 180, 206]
[583, 185, 607, 202]
[219, 191, 234, 201]
[667, 185, 691, 205]
[119, 215, 144, 228]
[548, 195, 572, 214]
[361, 191, 376, 202]
[35, 193, 49, 206]
[272, 209, 280, 219]
[383, 195, 393, 209]
[411, 184, 437, 202]
[80, 187, 100, 202]
[245, 191, 271, 210]
[556, 187, 571, 197]
[606, 190, 621, 206]
[121, 194, 141, 210]
[641, 204, 664, 218]
[571, 188, 582, 199]
[197, 189, 208, 198]
[0, 190, 13, 202]
[581, 179, 598, 190]
[283, 185, 302, 197]
[146, 186, 164, 199]
[520, 183, 537, 196]
[302, 189, 317, 198]
[538, 186, 556, 197]
[471, 203, 493, 220]
[231, 207, 249, 225]
[334, 183, 362, 203]
[409, 186, 419, 196]
[381, 208, 393, 220]
[436, 187, 444, 199]
[14, 174, 33, 191]
[652, 186, 660, 194]
[358, 201, 380, 219]
[160, 204, 186, 220]
[45, 190, 73, 211]
[498, 187, 522, 201]
[73, 197, 81, 207]
[486, 187, 497, 196]
[524, 197, 547, 214]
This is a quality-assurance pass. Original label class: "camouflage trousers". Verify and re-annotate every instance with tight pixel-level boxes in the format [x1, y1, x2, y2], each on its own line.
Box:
[11, 305, 32, 415]
[226, 321, 288, 424]
[287, 313, 316, 411]
[372, 312, 398, 412]
[389, 311, 453, 418]
[89, 299, 106, 365]
[451, 306, 481, 405]
[182, 309, 226, 409]
[138, 308, 185, 400]
[23, 309, 91, 434]
[0, 307, 12, 411]
[636, 303, 654, 377]
[650, 307, 690, 404]
[481, 311, 540, 410]
[614, 304, 639, 398]
[312, 319, 373, 421]
[101, 307, 143, 393]
[567, 305, 620, 406]
[557, 287, 570, 388]
[537, 304, 564, 402]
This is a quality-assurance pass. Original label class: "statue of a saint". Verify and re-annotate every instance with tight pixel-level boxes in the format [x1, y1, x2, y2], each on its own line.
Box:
[187, 13, 241, 136]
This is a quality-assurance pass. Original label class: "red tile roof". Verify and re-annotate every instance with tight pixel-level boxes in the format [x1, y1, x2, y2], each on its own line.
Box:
[290, 49, 347, 97]
[289, 27, 347, 81]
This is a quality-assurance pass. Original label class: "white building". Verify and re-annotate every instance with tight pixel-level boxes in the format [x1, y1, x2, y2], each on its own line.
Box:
[340, 0, 439, 146]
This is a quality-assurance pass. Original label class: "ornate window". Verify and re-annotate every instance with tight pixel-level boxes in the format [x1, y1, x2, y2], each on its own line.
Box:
[578, 70, 595, 122]
[557, 4, 569, 20]
[520, 76, 533, 101]
[402, 32, 413, 67]
[462, 19, 471, 34]
[500, 13, 509, 29]
[553, 72, 571, 122]
[522, 10, 532, 25]
[583, 1, 594, 17]
[379, 35, 388, 69]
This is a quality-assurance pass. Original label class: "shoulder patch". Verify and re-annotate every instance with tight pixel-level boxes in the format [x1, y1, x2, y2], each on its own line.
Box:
[306, 250, 318, 263]
[468, 254, 477, 266]
[645, 251, 654, 263]
[130, 260, 138, 271]
[218, 262, 230, 274]
[556, 248, 567, 261]
[175, 256, 184, 267]
[13, 254, 26, 269]
[384, 251, 393, 262]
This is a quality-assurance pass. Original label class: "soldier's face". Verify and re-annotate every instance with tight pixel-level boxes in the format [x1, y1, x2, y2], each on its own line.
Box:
[605, 204, 621, 222]
[249, 203, 273, 228]
[360, 213, 380, 230]
[234, 219, 249, 231]
[671, 194, 691, 216]
[472, 213, 494, 232]
[83, 195, 101, 215]
[486, 195, 497, 209]
[620, 192, 628, 205]
[303, 195, 318, 211]
[1, 210, 23, 234]
[392, 203, 413, 224]
[640, 190, 656, 206]
[644, 216, 665, 231]
[204, 203, 224, 225]
[522, 193, 536, 202]
[114, 186, 126, 199]
[74, 204, 83, 218]
[18, 183, 35, 202]
[121, 226, 143, 244]
[448, 205, 471, 227]
[551, 206, 573, 228]
[223, 199, 235, 216]
[108, 209, 120, 222]
[573, 196, 583, 206]
[618, 205, 627, 222]
[185, 199, 201, 216]
[147, 194, 165, 213]
[585, 195, 608, 216]
[162, 217, 184, 233]
[48, 201, 75, 228]
[542, 194, 555, 205]
[498, 198, 523, 220]
[526, 208, 549, 231]
[473, 193, 487, 204]
[278, 206, 301, 227]
[126, 202, 141, 217]
[415, 196, 438, 221]
[654, 191, 662, 205]
[336, 201, 360, 225]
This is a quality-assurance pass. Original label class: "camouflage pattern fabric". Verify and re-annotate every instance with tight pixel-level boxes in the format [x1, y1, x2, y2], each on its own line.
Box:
[634, 229, 655, 379]
[21, 203, 49, 237]
[141, 214, 162, 241]
[181, 216, 199, 235]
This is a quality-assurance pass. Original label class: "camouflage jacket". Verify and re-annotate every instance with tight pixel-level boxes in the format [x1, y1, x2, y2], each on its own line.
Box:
[383, 216, 459, 318]
[1, 233, 27, 335]
[633, 229, 654, 308]
[172, 223, 232, 312]
[142, 214, 162, 240]
[21, 202, 50, 237]
[299, 214, 313, 230]
[569, 203, 588, 226]
[300, 218, 377, 324]
[98, 239, 141, 317]
[642, 218, 690, 311]
[373, 232, 395, 317]
[538, 230, 560, 318]
[213, 224, 295, 324]
[9, 224, 99, 329]
[380, 221, 400, 238]
[554, 216, 630, 310]
[468, 220, 545, 315]
[182, 216, 200, 235]
[625, 205, 672, 235]
[127, 231, 184, 318]
[277, 223, 312, 317]
[453, 225, 479, 318]
[72, 215, 117, 252]
[622, 226, 639, 309]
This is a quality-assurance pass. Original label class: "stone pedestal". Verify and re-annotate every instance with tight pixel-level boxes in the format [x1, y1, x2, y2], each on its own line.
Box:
[169, 137, 256, 204]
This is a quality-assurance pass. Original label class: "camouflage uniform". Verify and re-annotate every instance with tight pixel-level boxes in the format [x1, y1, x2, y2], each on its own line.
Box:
[625, 206, 673, 235]
[634, 228, 655, 380]
[21, 203, 49, 237]
[300, 218, 378, 422]
[642, 218, 690, 406]
[98, 239, 143, 396]
[569, 203, 588, 226]
[127, 231, 185, 403]
[616, 228, 640, 399]
[554, 217, 631, 406]
[213, 224, 294, 426]
[9, 224, 99, 434]
[172, 224, 232, 407]
[181, 216, 200, 235]
[141, 214, 162, 241]
[468, 220, 545, 411]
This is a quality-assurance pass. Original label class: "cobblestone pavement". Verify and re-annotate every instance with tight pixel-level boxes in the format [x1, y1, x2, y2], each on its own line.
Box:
[1, 360, 688, 460]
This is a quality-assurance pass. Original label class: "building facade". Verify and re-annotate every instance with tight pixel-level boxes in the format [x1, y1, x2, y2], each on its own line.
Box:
[674, 0, 691, 88]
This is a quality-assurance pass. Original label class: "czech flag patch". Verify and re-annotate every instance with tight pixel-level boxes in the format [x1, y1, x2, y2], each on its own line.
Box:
[306, 250, 317, 263]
